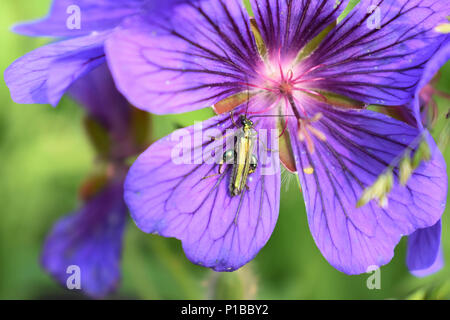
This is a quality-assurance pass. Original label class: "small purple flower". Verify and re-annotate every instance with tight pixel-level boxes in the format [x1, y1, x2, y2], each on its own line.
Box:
[4, 0, 197, 106]
[108, 0, 449, 274]
[4, 0, 194, 298]
[41, 64, 149, 297]
[42, 177, 127, 298]
[69, 63, 149, 161]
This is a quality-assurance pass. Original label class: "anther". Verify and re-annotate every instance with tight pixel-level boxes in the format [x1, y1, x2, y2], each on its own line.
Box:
[297, 113, 327, 154]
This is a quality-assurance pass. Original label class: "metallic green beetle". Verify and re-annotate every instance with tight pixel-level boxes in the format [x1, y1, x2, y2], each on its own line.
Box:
[221, 114, 259, 197]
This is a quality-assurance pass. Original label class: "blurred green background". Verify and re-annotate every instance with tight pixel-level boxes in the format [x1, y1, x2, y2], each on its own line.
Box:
[0, 0, 449, 300]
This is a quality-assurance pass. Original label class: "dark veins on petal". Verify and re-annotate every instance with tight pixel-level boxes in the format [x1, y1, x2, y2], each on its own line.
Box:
[304, 0, 449, 105]
[250, 0, 349, 58]
[125, 112, 280, 270]
[107, 0, 351, 113]
[148, 0, 261, 105]
[288, 102, 445, 274]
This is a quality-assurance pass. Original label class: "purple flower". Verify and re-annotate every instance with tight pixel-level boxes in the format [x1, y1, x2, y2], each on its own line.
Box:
[41, 64, 149, 297]
[108, 0, 449, 274]
[4, 0, 197, 106]
[42, 178, 127, 298]
[4, 0, 191, 298]
[69, 63, 149, 160]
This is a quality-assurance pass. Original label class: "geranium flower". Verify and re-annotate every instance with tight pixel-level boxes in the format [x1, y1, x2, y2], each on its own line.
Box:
[107, 0, 449, 274]
[41, 64, 150, 297]
[42, 177, 128, 298]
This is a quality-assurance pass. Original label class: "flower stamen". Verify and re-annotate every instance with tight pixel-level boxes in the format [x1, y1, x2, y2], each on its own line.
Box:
[292, 64, 326, 82]
[248, 95, 282, 115]
[238, 82, 278, 93]
[292, 87, 327, 102]
[297, 112, 326, 154]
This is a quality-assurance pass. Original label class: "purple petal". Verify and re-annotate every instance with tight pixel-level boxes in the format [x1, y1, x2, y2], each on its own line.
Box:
[41, 180, 127, 298]
[415, 38, 450, 100]
[4, 32, 108, 106]
[68, 63, 143, 160]
[411, 37, 450, 128]
[305, 0, 450, 105]
[13, 0, 145, 37]
[68, 63, 131, 137]
[287, 102, 447, 274]
[407, 220, 444, 277]
[105, 0, 261, 114]
[250, 0, 349, 58]
[125, 113, 280, 271]
[105, 0, 349, 114]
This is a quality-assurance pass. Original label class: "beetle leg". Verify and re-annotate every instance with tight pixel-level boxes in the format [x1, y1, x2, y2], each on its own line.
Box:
[201, 173, 222, 180]
[217, 149, 234, 174]
[258, 136, 279, 153]
[249, 154, 258, 174]
[218, 162, 227, 174]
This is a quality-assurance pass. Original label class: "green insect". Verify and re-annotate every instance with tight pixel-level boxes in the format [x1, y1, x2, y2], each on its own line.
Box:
[206, 111, 287, 197]
[215, 114, 259, 197]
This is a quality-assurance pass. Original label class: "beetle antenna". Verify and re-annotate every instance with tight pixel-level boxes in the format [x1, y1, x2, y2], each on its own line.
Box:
[244, 77, 250, 117]
[249, 114, 297, 118]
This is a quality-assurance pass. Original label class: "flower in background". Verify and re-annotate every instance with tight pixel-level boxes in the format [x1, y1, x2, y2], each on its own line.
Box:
[4, 0, 196, 297]
[41, 64, 151, 298]
[4, 0, 199, 107]
[412, 40, 450, 133]
[415, 74, 450, 130]
[107, 0, 449, 274]
[42, 177, 128, 298]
